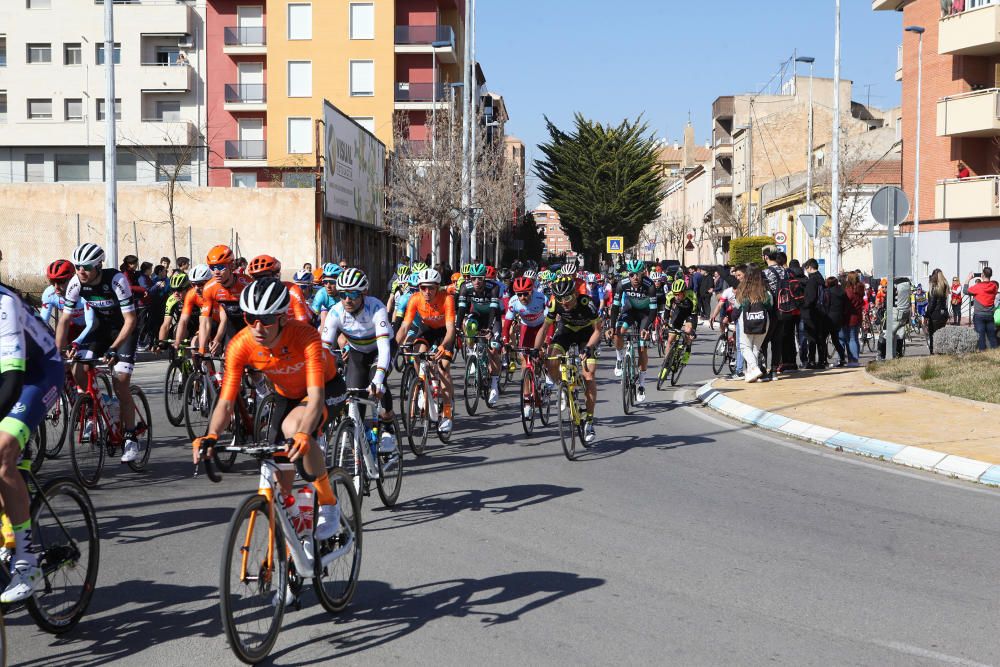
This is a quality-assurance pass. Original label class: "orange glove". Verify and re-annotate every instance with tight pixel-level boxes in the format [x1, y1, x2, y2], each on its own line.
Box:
[287, 432, 312, 461]
[193, 434, 218, 465]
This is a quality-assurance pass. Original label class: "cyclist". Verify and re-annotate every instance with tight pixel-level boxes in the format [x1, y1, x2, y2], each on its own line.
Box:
[293, 269, 315, 302]
[535, 275, 602, 444]
[503, 276, 548, 417]
[0, 282, 64, 602]
[559, 258, 588, 296]
[192, 279, 345, 541]
[457, 263, 502, 406]
[395, 268, 456, 434]
[246, 255, 312, 323]
[385, 264, 410, 316]
[320, 268, 397, 453]
[56, 243, 144, 463]
[199, 245, 252, 356]
[311, 263, 343, 329]
[171, 264, 213, 352]
[611, 259, 657, 401]
[155, 272, 193, 345]
[392, 273, 421, 334]
[41, 259, 94, 343]
[662, 278, 699, 374]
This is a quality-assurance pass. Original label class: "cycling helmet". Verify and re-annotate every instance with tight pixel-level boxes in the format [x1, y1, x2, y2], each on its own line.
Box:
[649, 270, 662, 281]
[396, 263, 410, 277]
[189, 264, 212, 283]
[510, 260, 524, 273]
[312, 268, 324, 284]
[485, 265, 497, 280]
[293, 269, 312, 285]
[670, 278, 686, 293]
[523, 269, 538, 281]
[411, 262, 429, 273]
[469, 263, 487, 278]
[337, 268, 369, 292]
[206, 244, 235, 265]
[512, 276, 534, 293]
[560, 258, 579, 275]
[417, 268, 441, 285]
[594, 273, 603, 282]
[239, 278, 289, 316]
[247, 254, 280, 277]
[408, 273, 422, 288]
[169, 273, 190, 290]
[71, 243, 105, 266]
[551, 275, 577, 298]
[625, 259, 645, 274]
[461, 263, 472, 277]
[499, 268, 512, 282]
[46, 259, 75, 281]
[322, 262, 343, 279]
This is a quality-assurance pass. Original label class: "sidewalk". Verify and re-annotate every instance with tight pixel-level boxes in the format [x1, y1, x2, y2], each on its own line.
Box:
[696, 366, 1000, 486]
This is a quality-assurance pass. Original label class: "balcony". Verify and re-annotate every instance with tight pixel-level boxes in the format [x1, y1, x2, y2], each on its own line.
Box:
[895, 44, 903, 81]
[224, 139, 267, 168]
[936, 176, 1000, 220]
[224, 84, 267, 112]
[936, 89, 1000, 137]
[939, 5, 1000, 56]
[712, 96, 735, 120]
[223, 27, 266, 55]
[714, 138, 733, 157]
[129, 119, 198, 146]
[139, 63, 191, 92]
[394, 25, 456, 64]
[106, 1, 193, 36]
[394, 82, 447, 110]
[713, 174, 733, 198]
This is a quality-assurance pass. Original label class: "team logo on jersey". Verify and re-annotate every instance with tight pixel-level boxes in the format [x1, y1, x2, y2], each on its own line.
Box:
[11, 402, 26, 415]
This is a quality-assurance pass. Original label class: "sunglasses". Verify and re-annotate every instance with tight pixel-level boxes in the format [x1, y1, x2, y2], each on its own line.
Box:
[472, 277, 485, 281]
[557, 294, 577, 303]
[75, 264, 97, 271]
[209, 264, 229, 272]
[340, 290, 363, 299]
[245, 313, 280, 327]
[418, 285, 437, 291]
[322, 279, 337, 286]
[516, 292, 532, 298]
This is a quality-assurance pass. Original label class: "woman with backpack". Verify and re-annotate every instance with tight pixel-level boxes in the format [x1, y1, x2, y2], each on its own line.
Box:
[925, 269, 950, 354]
[735, 266, 772, 383]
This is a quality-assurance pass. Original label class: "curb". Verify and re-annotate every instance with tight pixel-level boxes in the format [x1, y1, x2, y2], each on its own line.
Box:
[695, 380, 1000, 487]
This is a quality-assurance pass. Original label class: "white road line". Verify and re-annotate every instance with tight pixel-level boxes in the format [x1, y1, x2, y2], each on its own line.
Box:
[871, 640, 995, 667]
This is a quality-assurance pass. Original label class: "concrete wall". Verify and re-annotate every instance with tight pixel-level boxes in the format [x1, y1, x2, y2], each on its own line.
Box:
[0, 183, 315, 292]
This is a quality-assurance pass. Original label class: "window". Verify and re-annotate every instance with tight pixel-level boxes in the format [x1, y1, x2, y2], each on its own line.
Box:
[352, 116, 375, 134]
[155, 47, 180, 65]
[55, 154, 89, 182]
[155, 100, 181, 121]
[27, 0, 52, 8]
[282, 172, 313, 188]
[287, 61, 312, 97]
[64, 43, 82, 65]
[349, 60, 374, 96]
[25, 154, 44, 182]
[27, 43, 51, 64]
[27, 98, 52, 119]
[288, 117, 311, 154]
[288, 3, 312, 40]
[232, 173, 257, 188]
[115, 151, 137, 181]
[0, 92, 6, 123]
[95, 42, 121, 66]
[0, 37, 6, 67]
[157, 152, 191, 182]
[65, 98, 83, 121]
[350, 3, 375, 40]
[96, 98, 121, 121]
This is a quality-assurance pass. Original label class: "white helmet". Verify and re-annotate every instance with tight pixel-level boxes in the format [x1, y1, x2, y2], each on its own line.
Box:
[189, 264, 212, 283]
[239, 278, 289, 315]
[336, 268, 369, 292]
[72, 242, 105, 266]
[417, 268, 441, 285]
[523, 269, 538, 281]
[560, 259, 579, 275]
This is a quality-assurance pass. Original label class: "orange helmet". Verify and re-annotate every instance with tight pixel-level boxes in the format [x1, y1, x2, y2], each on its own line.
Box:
[312, 268, 324, 285]
[207, 244, 234, 265]
[451, 272, 462, 283]
[247, 254, 281, 277]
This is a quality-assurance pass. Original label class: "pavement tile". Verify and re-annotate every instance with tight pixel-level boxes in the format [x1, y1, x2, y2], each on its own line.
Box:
[892, 446, 947, 470]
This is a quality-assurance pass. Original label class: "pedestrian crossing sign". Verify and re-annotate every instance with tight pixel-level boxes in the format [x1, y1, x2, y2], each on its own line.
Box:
[607, 236, 624, 254]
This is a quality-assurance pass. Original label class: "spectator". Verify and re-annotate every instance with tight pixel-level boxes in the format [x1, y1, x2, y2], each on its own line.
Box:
[137, 261, 154, 291]
[761, 251, 786, 379]
[950, 275, 963, 324]
[173, 256, 190, 276]
[690, 265, 702, 296]
[841, 271, 865, 367]
[956, 162, 970, 179]
[339, 259, 349, 270]
[303, 262, 313, 273]
[783, 254, 803, 371]
[710, 269, 744, 379]
[159, 256, 171, 272]
[234, 257, 248, 275]
[120, 254, 139, 278]
[822, 274, 847, 367]
[941, 0, 952, 16]
[964, 268, 998, 350]
[925, 269, 950, 355]
[697, 266, 713, 320]
[802, 258, 827, 368]
[734, 266, 771, 383]
[953, 0, 965, 15]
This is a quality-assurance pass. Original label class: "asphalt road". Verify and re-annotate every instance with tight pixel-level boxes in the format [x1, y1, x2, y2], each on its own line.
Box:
[7, 329, 998, 667]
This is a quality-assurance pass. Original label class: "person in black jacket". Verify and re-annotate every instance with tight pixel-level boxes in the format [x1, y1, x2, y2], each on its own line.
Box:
[925, 268, 951, 354]
[822, 275, 847, 366]
[801, 258, 827, 368]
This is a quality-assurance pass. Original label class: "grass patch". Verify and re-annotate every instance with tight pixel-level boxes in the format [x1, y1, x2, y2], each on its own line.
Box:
[869, 348, 1000, 404]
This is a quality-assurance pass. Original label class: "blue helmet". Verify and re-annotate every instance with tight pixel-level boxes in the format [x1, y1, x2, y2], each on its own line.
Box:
[322, 262, 343, 278]
[407, 273, 420, 288]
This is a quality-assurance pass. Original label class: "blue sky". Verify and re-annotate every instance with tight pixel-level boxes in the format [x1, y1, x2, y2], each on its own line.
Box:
[476, 1, 905, 207]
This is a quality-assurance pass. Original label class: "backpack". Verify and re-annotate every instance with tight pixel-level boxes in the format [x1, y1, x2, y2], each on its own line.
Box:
[776, 273, 805, 317]
[742, 300, 769, 335]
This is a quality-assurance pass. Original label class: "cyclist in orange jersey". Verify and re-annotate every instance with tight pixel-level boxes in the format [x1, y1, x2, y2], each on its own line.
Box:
[246, 254, 311, 323]
[199, 245, 252, 355]
[169, 263, 215, 351]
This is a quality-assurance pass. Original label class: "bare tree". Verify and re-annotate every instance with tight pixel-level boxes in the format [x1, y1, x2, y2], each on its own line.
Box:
[475, 127, 521, 265]
[712, 200, 754, 239]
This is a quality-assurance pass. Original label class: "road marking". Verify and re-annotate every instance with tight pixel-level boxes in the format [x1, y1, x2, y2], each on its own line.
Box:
[871, 640, 994, 667]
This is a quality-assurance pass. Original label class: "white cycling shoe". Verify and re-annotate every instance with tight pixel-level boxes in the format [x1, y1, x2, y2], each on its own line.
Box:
[522, 404, 533, 420]
[1, 559, 41, 604]
[378, 431, 397, 454]
[438, 417, 453, 434]
[488, 387, 499, 407]
[613, 360, 623, 378]
[635, 386, 647, 403]
[315, 504, 341, 541]
[120, 439, 141, 463]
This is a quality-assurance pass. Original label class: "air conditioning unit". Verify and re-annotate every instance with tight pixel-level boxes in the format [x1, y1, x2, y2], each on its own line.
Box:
[178, 34, 194, 49]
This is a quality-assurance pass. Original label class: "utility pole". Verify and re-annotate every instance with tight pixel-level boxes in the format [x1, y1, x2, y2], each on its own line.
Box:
[906, 25, 926, 283]
[830, 0, 842, 274]
[468, 0, 479, 262]
[104, 0, 119, 265]
[459, 0, 472, 265]
[796, 56, 817, 259]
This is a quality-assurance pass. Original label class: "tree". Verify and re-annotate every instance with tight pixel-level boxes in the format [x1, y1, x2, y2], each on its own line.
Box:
[475, 129, 521, 265]
[534, 114, 665, 265]
[712, 200, 754, 239]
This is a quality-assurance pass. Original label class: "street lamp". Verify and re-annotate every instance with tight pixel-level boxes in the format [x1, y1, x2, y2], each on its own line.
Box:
[796, 56, 816, 260]
[906, 25, 925, 282]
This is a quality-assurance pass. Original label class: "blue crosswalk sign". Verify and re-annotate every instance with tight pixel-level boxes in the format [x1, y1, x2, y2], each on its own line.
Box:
[607, 236, 624, 253]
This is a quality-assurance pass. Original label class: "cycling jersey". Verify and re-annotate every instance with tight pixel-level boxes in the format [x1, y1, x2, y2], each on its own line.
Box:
[181, 285, 218, 322]
[612, 277, 657, 330]
[63, 269, 134, 328]
[311, 288, 340, 315]
[403, 291, 455, 330]
[545, 294, 600, 332]
[40, 285, 92, 344]
[286, 282, 311, 322]
[664, 290, 698, 329]
[321, 296, 392, 388]
[457, 282, 501, 326]
[200, 274, 252, 334]
[504, 290, 547, 329]
[220, 319, 337, 402]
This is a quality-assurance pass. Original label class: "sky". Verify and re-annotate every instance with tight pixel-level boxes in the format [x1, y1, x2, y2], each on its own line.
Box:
[476, 0, 906, 208]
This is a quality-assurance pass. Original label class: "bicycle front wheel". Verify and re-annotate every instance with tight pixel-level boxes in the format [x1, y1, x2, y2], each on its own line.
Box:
[375, 414, 403, 507]
[164, 358, 187, 427]
[621, 355, 634, 415]
[711, 336, 727, 375]
[25, 426, 45, 475]
[220, 493, 287, 665]
[314, 468, 362, 614]
[656, 353, 670, 391]
[26, 477, 100, 634]
[519, 370, 536, 436]
[331, 419, 363, 503]
[670, 347, 686, 386]
[405, 380, 430, 456]
[69, 395, 105, 489]
[44, 390, 71, 458]
[463, 361, 480, 416]
[126, 386, 152, 472]
[557, 386, 577, 461]
[183, 370, 213, 442]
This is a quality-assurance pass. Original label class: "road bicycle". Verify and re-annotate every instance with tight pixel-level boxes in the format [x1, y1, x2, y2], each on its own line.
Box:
[162, 339, 195, 427]
[0, 455, 100, 635]
[651, 316, 667, 358]
[68, 359, 152, 488]
[463, 334, 493, 416]
[657, 328, 691, 390]
[199, 440, 360, 665]
[711, 324, 737, 376]
[42, 371, 75, 460]
[549, 349, 590, 461]
[514, 347, 553, 436]
[183, 355, 258, 472]
[620, 330, 642, 415]
[403, 349, 452, 454]
[329, 388, 404, 509]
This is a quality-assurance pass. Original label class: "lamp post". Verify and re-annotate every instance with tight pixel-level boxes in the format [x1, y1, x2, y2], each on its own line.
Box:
[103, 0, 118, 266]
[905, 25, 925, 283]
[831, 0, 842, 274]
[796, 56, 816, 260]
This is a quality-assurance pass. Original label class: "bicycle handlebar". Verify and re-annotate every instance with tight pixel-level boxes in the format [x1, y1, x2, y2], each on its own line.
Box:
[198, 438, 316, 484]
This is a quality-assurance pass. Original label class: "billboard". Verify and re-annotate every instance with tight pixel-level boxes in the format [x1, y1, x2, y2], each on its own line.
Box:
[323, 100, 385, 227]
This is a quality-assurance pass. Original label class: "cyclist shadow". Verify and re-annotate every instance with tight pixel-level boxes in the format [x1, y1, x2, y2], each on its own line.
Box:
[362, 483, 583, 533]
[96, 506, 234, 545]
[572, 433, 716, 461]
[275, 570, 606, 663]
[9, 579, 219, 667]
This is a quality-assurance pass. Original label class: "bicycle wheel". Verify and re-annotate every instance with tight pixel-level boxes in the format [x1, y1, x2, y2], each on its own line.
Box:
[728, 340, 737, 374]
[25, 426, 45, 475]
[26, 477, 100, 634]
[331, 419, 363, 502]
[656, 349, 671, 391]
[375, 414, 403, 507]
[537, 375, 553, 427]
[463, 361, 480, 416]
[43, 390, 71, 458]
[711, 336, 727, 375]
[656, 331, 666, 358]
[519, 370, 536, 436]
[557, 386, 577, 461]
[219, 493, 287, 665]
[621, 354, 634, 415]
[405, 380, 429, 456]
[670, 346, 686, 387]
[435, 395, 453, 443]
[164, 358, 187, 427]
[68, 395, 105, 490]
[183, 370, 213, 442]
[126, 386, 152, 472]
[397, 366, 415, 424]
[314, 468, 362, 614]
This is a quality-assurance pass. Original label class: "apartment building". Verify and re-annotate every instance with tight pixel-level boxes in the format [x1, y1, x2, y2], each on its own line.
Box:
[532, 203, 572, 259]
[874, 0, 1000, 281]
[0, 0, 207, 185]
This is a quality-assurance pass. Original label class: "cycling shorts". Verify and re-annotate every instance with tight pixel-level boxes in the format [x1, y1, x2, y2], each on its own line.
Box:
[77, 324, 138, 375]
[264, 376, 347, 446]
[550, 325, 592, 355]
[410, 325, 450, 352]
[0, 355, 63, 449]
[616, 311, 648, 332]
[519, 323, 543, 349]
[344, 348, 392, 414]
[668, 309, 697, 331]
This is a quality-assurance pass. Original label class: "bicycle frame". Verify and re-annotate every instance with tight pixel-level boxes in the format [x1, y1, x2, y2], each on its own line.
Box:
[343, 390, 385, 480]
[75, 363, 119, 445]
[549, 353, 583, 426]
[404, 352, 443, 422]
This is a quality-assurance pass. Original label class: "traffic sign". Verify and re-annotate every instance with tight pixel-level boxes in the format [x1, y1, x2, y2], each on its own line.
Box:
[776, 244, 787, 253]
[774, 231, 787, 245]
[798, 214, 828, 238]
[871, 186, 909, 226]
[607, 236, 624, 254]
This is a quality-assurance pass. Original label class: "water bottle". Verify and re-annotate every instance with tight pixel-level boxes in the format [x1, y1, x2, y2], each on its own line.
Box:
[367, 427, 379, 461]
[295, 486, 314, 536]
[281, 492, 301, 530]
